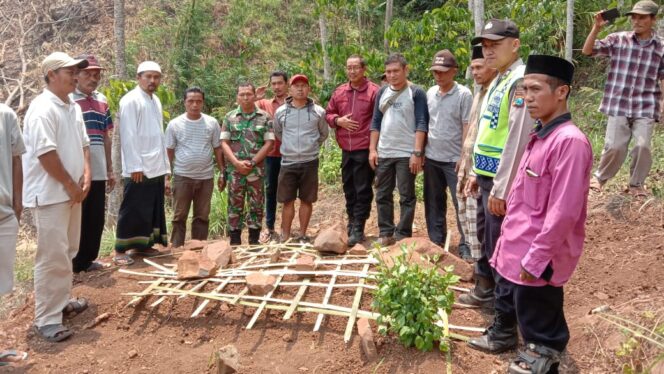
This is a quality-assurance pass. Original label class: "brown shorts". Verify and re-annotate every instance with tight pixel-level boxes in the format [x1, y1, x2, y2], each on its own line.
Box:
[277, 159, 319, 203]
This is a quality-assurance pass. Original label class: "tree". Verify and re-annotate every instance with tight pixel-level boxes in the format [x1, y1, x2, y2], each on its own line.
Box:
[565, 0, 574, 61]
[470, 0, 484, 36]
[319, 12, 331, 82]
[384, 0, 393, 52]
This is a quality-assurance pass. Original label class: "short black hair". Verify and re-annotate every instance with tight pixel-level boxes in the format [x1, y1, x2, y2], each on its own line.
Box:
[44, 75, 50, 84]
[184, 86, 205, 101]
[545, 76, 571, 99]
[237, 82, 256, 94]
[384, 53, 407, 67]
[347, 54, 367, 68]
[269, 71, 288, 83]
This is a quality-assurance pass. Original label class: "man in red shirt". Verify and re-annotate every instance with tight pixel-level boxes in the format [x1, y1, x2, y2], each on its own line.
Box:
[255, 71, 288, 242]
[325, 55, 380, 245]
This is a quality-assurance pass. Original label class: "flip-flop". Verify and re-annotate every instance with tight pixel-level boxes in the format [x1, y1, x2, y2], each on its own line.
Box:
[62, 297, 88, 317]
[0, 350, 28, 366]
[34, 324, 73, 343]
[113, 254, 135, 266]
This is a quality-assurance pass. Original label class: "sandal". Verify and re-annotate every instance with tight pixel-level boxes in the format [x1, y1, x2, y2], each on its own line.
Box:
[113, 254, 135, 266]
[297, 235, 311, 244]
[589, 178, 604, 193]
[508, 343, 561, 374]
[259, 230, 277, 244]
[0, 350, 28, 366]
[62, 297, 89, 317]
[129, 248, 162, 257]
[628, 185, 648, 197]
[34, 324, 73, 343]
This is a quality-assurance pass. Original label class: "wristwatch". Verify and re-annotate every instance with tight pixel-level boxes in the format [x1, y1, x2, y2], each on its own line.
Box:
[412, 150, 423, 157]
[250, 160, 257, 167]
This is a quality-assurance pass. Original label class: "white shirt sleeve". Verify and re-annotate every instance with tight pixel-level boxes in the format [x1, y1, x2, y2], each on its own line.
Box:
[76, 105, 90, 148]
[119, 95, 143, 173]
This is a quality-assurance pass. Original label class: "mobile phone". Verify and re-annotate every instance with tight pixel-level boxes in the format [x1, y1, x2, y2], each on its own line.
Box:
[601, 8, 620, 23]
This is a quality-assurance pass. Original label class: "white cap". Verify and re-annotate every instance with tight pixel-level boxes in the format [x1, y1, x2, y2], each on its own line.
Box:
[42, 52, 89, 75]
[137, 61, 162, 74]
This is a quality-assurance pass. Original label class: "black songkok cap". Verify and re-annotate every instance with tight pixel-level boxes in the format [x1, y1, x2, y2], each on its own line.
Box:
[471, 46, 483, 60]
[525, 55, 575, 84]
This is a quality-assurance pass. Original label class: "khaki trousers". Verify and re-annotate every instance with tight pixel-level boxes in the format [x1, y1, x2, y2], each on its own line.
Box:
[0, 215, 19, 295]
[595, 116, 654, 187]
[34, 202, 81, 327]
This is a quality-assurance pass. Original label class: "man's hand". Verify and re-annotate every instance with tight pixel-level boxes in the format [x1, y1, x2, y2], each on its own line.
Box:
[368, 150, 378, 170]
[488, 195, 506, 216]
[106, 171, 116, 192]
[13, 201, 22, 223]
[409, 155, 423, 175]
[519, 266, 537, 282]
[131, 172, 144, 183]
[256, 85, 267, 101]
[217, 175, 226, 191]
[236, 160, 253, 176]
[464, 176, 478, 198]
[79, 175, 91, 201]
[336, 114, 359, 132]
[65, 180, 85, 205]
[593, 11, 608, 30]
[164, 176, 172, 196]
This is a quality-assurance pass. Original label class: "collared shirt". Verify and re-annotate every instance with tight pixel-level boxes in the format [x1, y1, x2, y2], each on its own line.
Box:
[490, 113, 593, 287]
[325, 77, 380, 151]
[425, 82, 473, 162]
[221, 107, 275, 174]
[118, 86, 170, 178]
[165, 113, 221, 180]
[0, 104, 26, 223]
[458, 85, 489, 179]
[256, 97, 284, 157]
[71, 89, 113, 181]
[593, 31, 664, 121]
[22, 89, 90, 208]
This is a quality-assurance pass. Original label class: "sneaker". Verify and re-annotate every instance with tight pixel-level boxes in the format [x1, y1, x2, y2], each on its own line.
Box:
[259, 229, 277, 243]
[457, 243, 472, 261]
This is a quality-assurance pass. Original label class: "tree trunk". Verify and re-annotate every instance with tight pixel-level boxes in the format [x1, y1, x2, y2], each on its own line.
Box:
[383, 0, 393, 53]
[565, 0, 574, 62]
[356, 0, 363, 46]
[108, 0, 127, 226]
[319, 12, 331, 82]
[472, 0, 484, 36]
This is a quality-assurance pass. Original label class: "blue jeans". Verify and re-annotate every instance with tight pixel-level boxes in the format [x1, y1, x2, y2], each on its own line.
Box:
[264, 156, 281, 230]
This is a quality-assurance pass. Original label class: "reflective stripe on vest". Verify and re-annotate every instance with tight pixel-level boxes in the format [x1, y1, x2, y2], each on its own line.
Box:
[472, 64, 526, 177]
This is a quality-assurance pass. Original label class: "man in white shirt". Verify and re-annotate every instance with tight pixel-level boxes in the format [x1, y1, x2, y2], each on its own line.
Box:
[113, 61, 170, 265]
[23, 52, 91, 342]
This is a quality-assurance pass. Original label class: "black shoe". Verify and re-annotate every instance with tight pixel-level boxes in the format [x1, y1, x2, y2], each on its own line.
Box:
[346, 218, 353, 237]
[468, 324, 518, 354]
[457, 243, 472, 261]
[248, 228, 261, 245]
[457, 275, 495, 308]
[229, 230, 242, 245]
[348, 221, 366, 247]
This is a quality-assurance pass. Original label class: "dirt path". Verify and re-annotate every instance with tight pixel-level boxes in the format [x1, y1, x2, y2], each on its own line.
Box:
[1, 189, 662, 373]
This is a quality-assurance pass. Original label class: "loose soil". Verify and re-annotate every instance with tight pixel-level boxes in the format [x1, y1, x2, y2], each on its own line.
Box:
[1, 189, 663, 373]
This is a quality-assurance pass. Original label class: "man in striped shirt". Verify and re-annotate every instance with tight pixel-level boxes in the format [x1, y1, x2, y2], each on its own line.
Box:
[582, 0, 663, 196]
[165, 87, 225, 248]
[71, 54, 114, 273]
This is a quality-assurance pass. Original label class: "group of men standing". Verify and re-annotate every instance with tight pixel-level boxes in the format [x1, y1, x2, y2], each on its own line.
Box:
[1, 2, 662, 372]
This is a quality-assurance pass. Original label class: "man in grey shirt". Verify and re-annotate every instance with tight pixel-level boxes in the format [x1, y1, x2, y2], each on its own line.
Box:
[165, 87, 225, 248]
[423, 50, 473, 255]
[369, 54, 429, 245]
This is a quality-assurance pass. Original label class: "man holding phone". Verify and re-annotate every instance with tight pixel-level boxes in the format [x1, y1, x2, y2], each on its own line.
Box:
[582, 0, 663, 196]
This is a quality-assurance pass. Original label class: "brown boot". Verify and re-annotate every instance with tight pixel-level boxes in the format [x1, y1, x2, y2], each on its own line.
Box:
[457, 275, 495, 308]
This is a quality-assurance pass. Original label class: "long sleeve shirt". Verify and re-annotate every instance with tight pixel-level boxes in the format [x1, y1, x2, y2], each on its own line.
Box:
[118, 87, 170, 178]
[273, 98, 329, 166]
[490, 114, 593, 287]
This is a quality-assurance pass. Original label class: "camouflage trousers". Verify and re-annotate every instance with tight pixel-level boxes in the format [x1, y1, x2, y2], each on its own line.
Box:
[227, 169, 265, 231]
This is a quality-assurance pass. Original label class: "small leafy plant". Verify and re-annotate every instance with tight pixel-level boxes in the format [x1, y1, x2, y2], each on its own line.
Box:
[371, 244, 459, 352]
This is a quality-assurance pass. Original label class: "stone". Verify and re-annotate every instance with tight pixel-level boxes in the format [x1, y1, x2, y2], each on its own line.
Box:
[184, 239, 207, 251]
[217, 344, 239, 374]
[357, 318, 378, 362]
[349, 243, 368, 256]
[177, 250, 219, 279]
[389, 238, 474, 281]
[270, 249, 282, 264]
[246, 271, 277, 296]
[203, 240, 233, 268]
[313, 224, 348, 254]
[294, 255, 316, 272]
[128, 349, 138, 359]
[594, 291, 610, 300]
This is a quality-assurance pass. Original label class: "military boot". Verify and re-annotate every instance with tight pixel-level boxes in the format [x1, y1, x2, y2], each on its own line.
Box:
[468, 322, 518, 353]
[348, 220, 366, 247]
[248, 228, 261, 245]
[457, 275, 495, 309]
[229, 230, 242, 245]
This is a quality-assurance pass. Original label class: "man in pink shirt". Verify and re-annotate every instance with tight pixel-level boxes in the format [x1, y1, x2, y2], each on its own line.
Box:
[468, 55, 593, 374]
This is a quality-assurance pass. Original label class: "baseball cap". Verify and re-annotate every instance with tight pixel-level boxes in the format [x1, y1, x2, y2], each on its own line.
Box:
[626, 0, 659, 16]
[41, 52, 89, 75]
[471, 19, 520, 45]
[289, 74, 309, 85]
[137, 61, 162, 74]
[76, 54, 105, 70]
[429, 50, 458, 72]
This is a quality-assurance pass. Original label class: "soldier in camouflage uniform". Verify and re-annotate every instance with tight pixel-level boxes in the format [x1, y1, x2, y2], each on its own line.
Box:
[220, 83, 275, 245]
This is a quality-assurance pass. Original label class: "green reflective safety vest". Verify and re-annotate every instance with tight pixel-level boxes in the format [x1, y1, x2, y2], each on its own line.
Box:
[472, 64, 526, 178]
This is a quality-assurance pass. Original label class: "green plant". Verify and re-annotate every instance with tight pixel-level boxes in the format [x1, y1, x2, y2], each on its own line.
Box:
[318, 142, 343, 185]
[208, 171, 229, 238]
[371, 244, 459, 352]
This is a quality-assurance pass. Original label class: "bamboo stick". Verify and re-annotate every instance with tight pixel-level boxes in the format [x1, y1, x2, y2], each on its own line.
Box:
[126, 277, 165, 307]
[180, 280, 208, 299]
[143, 258, 176, 274]
[440, 309, 452, 374]
[344, 263, 370, 343]
[314, 256, 345, 331]
[151, 281, 185, 308]
[284, 278, 310, 320]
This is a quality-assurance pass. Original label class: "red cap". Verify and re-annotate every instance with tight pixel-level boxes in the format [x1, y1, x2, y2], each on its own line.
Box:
[289, 74, 309, 85]
[76, 54, 105, 70]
